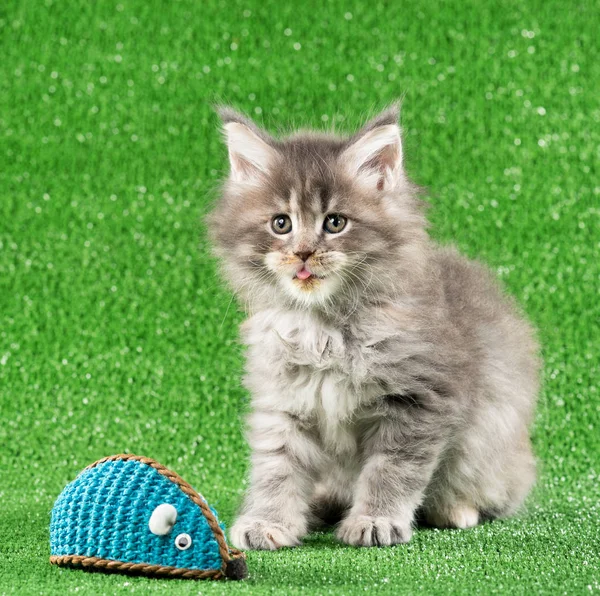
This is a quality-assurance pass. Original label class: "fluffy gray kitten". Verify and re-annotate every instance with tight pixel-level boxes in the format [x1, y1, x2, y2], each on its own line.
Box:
[208, 104, 539, 550]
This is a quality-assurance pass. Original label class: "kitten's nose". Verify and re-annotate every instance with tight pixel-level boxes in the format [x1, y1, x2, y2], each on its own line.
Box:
[294, 250, 314, 262]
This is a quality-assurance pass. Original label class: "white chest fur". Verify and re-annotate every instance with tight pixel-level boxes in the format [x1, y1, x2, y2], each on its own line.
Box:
[242, 309, 378, 454]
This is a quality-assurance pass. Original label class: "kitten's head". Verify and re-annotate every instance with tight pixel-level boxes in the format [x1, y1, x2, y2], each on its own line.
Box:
[208, 104, 428, 313]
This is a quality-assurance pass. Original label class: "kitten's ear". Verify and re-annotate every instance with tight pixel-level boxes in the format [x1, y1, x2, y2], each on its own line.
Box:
[217, 107, 278, 183]
[341, 104, 403, 191]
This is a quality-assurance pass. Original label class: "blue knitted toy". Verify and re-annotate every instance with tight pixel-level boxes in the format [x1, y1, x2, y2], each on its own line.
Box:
[49, 454, 247, 580]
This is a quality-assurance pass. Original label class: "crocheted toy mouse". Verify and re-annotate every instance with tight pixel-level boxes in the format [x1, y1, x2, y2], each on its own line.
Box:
[49, 454, 247, 580]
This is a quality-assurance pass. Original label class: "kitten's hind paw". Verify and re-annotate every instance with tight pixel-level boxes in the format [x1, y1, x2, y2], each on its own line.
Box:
[229, 516, 302, 550]
[424, 505, 480, 529]
[336, 515, 412, 547]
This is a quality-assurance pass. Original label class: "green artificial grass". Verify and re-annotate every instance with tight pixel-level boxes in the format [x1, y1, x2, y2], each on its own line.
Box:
[1, 0, 599, 593]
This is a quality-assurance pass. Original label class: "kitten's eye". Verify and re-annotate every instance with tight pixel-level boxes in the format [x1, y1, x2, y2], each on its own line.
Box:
[323, 214, 347, 234]
[174, 533, 192, 551]
[271, 214, 292, 234]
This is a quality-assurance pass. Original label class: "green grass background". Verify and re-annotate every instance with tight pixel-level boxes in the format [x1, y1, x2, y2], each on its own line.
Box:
[1, 0, 599, 593]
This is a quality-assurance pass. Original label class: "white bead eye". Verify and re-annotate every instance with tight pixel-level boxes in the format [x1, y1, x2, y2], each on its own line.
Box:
[174, 533, 192, 551]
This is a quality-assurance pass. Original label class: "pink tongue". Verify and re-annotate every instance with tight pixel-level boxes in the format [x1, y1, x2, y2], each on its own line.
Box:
[296, 268, 312, 280]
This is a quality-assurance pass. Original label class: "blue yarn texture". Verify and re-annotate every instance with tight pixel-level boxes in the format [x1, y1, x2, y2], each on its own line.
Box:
[50, 459, 223, 571]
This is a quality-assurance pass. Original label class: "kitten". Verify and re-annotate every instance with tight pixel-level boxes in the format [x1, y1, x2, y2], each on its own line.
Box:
[207, 104, 540, 549]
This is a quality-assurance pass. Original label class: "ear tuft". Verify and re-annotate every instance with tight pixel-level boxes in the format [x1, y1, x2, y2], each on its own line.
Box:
[356, 102, 401, 133]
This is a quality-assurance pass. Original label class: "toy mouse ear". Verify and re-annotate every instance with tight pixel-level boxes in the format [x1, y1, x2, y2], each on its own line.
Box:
[149, 503, 178, 535]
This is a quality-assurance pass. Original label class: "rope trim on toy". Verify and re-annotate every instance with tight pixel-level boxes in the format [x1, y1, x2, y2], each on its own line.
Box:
[81, 454, 245, 577]
[49, 554, 223, 580]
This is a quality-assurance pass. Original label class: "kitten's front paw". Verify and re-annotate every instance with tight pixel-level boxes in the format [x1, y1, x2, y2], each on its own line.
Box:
[336, 515, 412, 547]
[229, 516, 302, 550]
